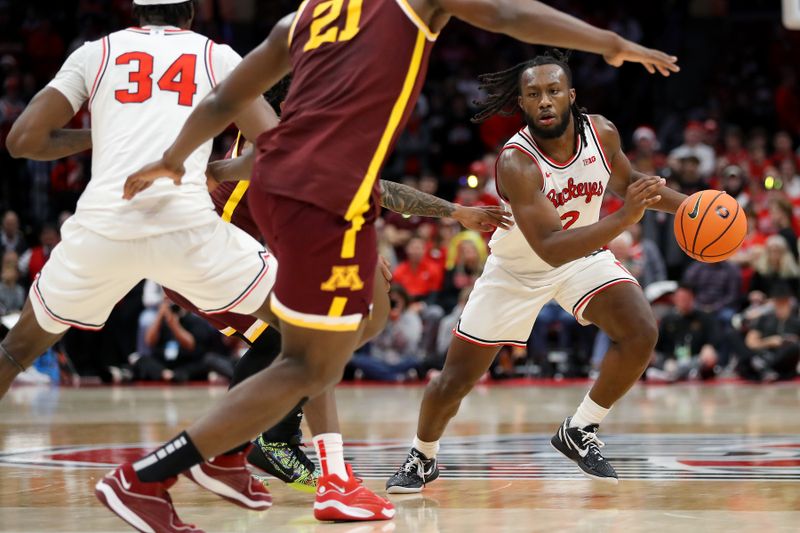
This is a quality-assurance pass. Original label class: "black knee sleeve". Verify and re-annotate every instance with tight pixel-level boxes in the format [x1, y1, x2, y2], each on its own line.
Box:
[228, 327, 282, 389]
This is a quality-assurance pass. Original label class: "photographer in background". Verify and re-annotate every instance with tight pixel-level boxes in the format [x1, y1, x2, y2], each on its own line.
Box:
[740, 283, 800, 382]
[131, 296, 233, 382]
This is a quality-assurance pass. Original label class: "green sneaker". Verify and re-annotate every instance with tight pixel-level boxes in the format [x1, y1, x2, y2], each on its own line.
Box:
[247, 434, 320, 493]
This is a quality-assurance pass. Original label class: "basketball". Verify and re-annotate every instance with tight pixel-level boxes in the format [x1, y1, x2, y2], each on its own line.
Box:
[673, 190, 747, 262]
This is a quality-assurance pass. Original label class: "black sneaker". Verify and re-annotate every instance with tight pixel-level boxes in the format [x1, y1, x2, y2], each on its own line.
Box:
[550, 417, 618, 484]
[247, 433, 319, 493]
[385, 448, 439, 494]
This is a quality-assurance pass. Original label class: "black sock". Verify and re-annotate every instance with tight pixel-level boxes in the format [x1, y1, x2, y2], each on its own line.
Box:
[133, 431, 204, 482]
[262, 408, 303, 443]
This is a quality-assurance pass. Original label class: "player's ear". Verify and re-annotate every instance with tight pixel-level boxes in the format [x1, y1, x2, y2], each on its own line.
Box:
[569, 88, 576, 105]
[517, 95, 523, 111]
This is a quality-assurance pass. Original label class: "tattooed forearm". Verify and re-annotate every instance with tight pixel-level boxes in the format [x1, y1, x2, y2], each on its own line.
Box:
[379, 179, 455, 218]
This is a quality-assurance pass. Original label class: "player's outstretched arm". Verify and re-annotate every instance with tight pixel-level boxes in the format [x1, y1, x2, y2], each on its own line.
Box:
[434, 0, 679, 76]
[498, 149, 663, 268]
[379, 179, 512, 232]
[6, 88, 91, 161]
[595, 115, 687, 214]
[206, 146, 255, 185]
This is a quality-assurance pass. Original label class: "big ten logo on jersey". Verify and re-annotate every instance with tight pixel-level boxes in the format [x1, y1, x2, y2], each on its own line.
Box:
[304, 0, 363, 52]
[583, 155, 596, 166]
[115, 53, 198, 106]
[320, 265, 364, 291]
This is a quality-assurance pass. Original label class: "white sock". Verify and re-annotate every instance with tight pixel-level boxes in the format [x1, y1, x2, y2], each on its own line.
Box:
[313, 433, 348, 480]
[570, 393, 610, 428]
[412, 436, 440, 459]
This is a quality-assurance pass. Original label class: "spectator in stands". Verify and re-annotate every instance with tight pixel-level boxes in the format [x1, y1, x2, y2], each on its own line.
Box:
[740, 283, 800, 382]
[628, 126, 666, 176]
[682, 259, 742, 325]
[774, 70, 800, 137]
[780, 159, 800, 199]
[1, 210, 26, 255]
[716, 126, 750, 172]
[749, 235, 800, 301]
[455, 160, 500, 208]
[50, 155, 86, 215]
[629, 223, 666, 288]
[650, 284, 719, 381]
[0, 260, 24, 315]
[768, 197, 799, 260]
[438, 232, 486, 312]
[137, 280, 164, 356]
[770, 131, 800, 169]
[673, 155, 708, 195]
[131, 297, 233, 383]
[393, 236, 444, 300]
[350, 285, 423, 382]
[18, 224, 59, 285]
[721, 164, 751, 209]
[669, 121, 716, 179]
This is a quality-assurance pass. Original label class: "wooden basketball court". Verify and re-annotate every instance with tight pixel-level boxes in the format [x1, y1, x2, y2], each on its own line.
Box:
[1, 382, 798, 532]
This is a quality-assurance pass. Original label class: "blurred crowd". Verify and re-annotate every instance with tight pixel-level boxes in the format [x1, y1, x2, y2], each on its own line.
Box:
[1, 0, 800, 384]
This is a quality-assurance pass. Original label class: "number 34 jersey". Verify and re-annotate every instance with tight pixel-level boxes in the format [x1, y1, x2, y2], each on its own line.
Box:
[254, 0, 437, 220]
[47, 26, 242, 239]
[488, 118, 613, 276]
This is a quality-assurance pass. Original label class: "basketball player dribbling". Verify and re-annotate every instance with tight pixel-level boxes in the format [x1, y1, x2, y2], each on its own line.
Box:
[111, 1, 679, 529]
[386, 51, 689, 492]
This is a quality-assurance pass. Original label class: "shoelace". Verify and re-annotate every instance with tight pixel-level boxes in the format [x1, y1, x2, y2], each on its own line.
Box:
[579, 428, 605, 450]
[401, 454, 426, 478]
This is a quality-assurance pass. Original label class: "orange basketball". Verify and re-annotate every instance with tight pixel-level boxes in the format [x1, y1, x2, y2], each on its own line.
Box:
[673, 190, 747, 263]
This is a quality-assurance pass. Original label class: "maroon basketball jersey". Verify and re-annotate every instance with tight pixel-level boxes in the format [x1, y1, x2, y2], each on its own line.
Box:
[211, 133, 260, 239]
[253, 0, 437, 221]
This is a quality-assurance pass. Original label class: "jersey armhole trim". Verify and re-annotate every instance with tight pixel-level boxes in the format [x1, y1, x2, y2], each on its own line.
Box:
[203, 39, 216, 87]
[394, 0, 439, 41]
[587, 116, 612, 176]
[497, 144, 546, 201]
[288, 0, 312, 48]
[88, 36, 111, 107]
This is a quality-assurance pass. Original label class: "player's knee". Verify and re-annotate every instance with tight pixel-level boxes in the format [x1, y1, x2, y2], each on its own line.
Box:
[434, 370, 477, 401]
[621, 319, 658, 362]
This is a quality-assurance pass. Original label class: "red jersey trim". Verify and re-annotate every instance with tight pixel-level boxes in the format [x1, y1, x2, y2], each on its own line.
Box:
[88, 36, 110, 107]
[200, 250, 271, 314]
[572, 278, 639, 320]
[32, 277, 104, 331]
[202, 39, 214, 88]
[206, 40, 217, 86]
[454, 323, 528, 348]
[587, 116, 612, 175]
[520, 127, 583, 169]
[496, 144, 546, 201]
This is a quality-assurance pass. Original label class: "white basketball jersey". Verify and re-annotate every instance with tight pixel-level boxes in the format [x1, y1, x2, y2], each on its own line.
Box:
[488, 118, 612, 274]
[47, 26, 242, 239]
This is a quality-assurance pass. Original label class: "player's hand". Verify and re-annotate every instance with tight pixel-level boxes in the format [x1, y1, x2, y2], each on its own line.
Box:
[452, 205, 513, 232]
[205, 163, 222, 194]
[604, 37, 679, 77]
[378, 255, 393, 292]
[123, 156, 185, 200]
[619, 176, 665, 225]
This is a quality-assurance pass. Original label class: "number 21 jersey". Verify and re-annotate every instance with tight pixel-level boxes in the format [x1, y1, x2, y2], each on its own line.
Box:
[48, 26, 242, 239]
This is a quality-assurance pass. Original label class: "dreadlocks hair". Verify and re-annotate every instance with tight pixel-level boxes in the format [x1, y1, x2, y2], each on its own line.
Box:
[133, 0, 197, 28]
[471, 49, 589, 148]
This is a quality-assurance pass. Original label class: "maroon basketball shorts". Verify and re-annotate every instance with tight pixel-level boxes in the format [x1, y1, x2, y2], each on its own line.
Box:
[250, 191, 377, 332]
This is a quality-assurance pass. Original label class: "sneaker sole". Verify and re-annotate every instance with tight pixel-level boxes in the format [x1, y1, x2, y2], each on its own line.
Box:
[549, 441, 619, 485]
[184, 466, 273, 510]
[95, 479, 157, 533]
[313, 500, 396, 521]
[385, 484, 423, 494]
[287, 480, 318, 493]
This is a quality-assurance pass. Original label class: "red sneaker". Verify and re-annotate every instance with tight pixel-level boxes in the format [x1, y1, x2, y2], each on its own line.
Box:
[183, 448, 272, 511]
[95, 463, 202, 533]
[314, 464, 395, 522]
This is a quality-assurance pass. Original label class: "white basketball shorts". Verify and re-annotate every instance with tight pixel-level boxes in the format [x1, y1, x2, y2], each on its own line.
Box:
[29, 218, 276, 334]
[455, 250, 639, 347]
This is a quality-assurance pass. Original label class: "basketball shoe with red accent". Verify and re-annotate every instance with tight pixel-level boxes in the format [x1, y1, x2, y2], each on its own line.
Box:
[314, 464, 395, 522]
[182, 447, 273, 510]
[95, 463, 202, 533]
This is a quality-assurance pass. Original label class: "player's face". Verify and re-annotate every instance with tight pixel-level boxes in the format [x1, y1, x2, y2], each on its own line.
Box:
[518, 65, 575, 140]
